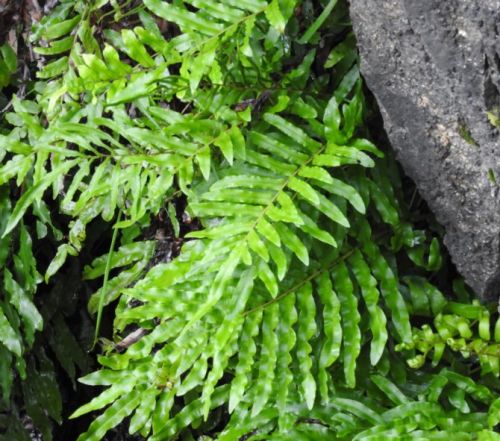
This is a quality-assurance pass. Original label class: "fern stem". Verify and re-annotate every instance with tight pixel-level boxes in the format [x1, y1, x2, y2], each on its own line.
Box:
[242, 144, 328, 254]
[243, 247, 356, 317]
[93, 211, 122, 348]
[299, 0, 339, 44]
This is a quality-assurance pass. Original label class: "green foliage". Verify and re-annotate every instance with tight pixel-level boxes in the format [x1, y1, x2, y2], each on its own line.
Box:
[0, 186, 89, 439]
[399, 296, 500, 375]
[0, 0, 499, 440]
[0, 191, 42, 399]
[0, 43, 17, 91]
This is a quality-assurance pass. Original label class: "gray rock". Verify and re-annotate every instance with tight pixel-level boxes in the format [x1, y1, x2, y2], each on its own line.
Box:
[349, 0, 500, 300]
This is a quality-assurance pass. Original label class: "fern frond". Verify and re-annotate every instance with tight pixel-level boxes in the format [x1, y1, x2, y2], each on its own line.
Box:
[398, 294, 500, 375]
[216, 371, 500, 440]
[63, 22, 431, 436]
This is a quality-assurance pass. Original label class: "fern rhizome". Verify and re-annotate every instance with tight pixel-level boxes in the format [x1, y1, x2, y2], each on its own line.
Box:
[1, 0, 500, 440]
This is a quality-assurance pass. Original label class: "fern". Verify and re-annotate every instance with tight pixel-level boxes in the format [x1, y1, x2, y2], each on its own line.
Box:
[398, 295, 500, 375]
[1, 1, 499, 440]
[0, 194, 42, 396]
[1, 0, 305, 279]
[0, 191, 88, 439]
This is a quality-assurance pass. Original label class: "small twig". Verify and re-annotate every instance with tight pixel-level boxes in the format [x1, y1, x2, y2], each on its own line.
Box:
[181, 102, 192, 114]
[408, 186, 418, 211]
[29, 0, 42, 17]
[115, 327, 149, 351]
[43, 0, 59, 14]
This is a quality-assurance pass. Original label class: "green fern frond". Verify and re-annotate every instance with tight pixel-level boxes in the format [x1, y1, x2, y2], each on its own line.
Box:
[398, 295, 500, 375]
[61, 6, 440, 436]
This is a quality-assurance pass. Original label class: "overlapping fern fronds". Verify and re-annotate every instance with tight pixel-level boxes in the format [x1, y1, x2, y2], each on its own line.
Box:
[1, 0, 500, 440]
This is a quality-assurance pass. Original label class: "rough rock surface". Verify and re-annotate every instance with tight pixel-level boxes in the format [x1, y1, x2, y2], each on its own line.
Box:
[349, 0, 500, 300]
